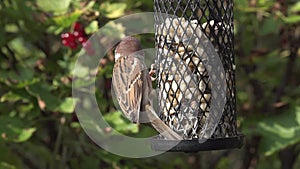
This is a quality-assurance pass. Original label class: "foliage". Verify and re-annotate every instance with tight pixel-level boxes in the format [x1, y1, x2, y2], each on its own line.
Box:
[0, 0, 299, 169]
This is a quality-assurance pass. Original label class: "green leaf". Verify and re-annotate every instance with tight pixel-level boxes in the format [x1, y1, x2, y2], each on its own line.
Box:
[282, 15, 300, 24]
[73, 62, 91, 78]
[0, 116, 36, 143]
[104, 111, 138, 134]
[98, 21, 125, 38]
[257, 107, 300, 156]
[296, 107, 300, 125]
[16, 128, 36, 142]
[57, 97, 76, 113]
[0, 162, 17, 169]
[85, 21, 99, 34]
[257, 0, 275, 8]
[0, 142, 23, 168]
[46, 25, 65, 35]
[290, 1, 300, 13]
[100, 2, 127, 18]
[85, 1, 96, 10]
[70, 122, 81, 128]
[7, 66, 34, 83]
[27, 83, 61, 111]
[53, 10, 83, 28]
[37, 0, 71, 13]
[15, 78, 40, 88]
[259, 17, 281, 35]
[0, 91, 22, 102]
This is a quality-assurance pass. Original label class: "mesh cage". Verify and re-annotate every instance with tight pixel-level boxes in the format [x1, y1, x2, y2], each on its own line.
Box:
[152, 0, 243, 151]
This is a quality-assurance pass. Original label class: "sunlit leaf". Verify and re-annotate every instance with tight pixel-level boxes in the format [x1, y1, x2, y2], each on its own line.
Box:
[0, 162, 17, 169]
[53, 10, 83, 28]
[15, 128, 36, 142]
[290, 1, 300, 13]
[282, 15, 300, 24]
[99, 21, 125, 38]
[104, 111, 139, 134]
[36, 0, 71, 13]
[100, 2, 127, 18]
[70, 122, 81, 128]
[57, 97, 76, 113]
[257, 107, 300, 156]
[85, 21, 99, 34]
[0, 91, 22, 102]
[0, 116, 36, 143]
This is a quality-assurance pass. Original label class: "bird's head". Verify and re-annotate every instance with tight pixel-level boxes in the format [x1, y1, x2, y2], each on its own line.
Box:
[114, 36, 145, 62]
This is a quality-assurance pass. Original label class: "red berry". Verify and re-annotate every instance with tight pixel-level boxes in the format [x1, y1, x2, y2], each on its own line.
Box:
[62, 39, 68, 46]
[74, 31, 88, 45]
[61, 32, 78, 49]
[78, 37, 87, 44]
[74, 22, 83, 32]
[61, 33, 70, 39]
[61, 22, 89, 50]
[73, 31, 85, 38]
[69, 41, 78, 49]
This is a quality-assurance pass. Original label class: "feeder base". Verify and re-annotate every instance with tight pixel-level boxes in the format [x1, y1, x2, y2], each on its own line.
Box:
[151, 134, 244, 152]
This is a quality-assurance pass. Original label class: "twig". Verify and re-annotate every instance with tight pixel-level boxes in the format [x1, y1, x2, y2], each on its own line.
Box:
[279, 144, 300, 169]
[4, 45, 18, 72]
[270, 34, 299, 110]
[49, 120, 64, 169]
[241, 135, 261, 169]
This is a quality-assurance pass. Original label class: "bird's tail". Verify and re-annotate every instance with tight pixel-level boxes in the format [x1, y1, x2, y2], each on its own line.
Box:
[144, 105, 183, 140]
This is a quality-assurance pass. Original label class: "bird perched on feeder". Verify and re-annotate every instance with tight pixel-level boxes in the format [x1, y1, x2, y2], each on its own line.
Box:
[112, 36, 182, 140]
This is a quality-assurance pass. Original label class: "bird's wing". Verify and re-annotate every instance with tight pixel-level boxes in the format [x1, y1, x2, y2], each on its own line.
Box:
[112, 55, 145, 123]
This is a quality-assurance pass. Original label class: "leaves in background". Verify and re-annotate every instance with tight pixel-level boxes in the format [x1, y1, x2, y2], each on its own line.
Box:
[36, 0, 71, 13]
[57, 97, 76, 113]
[84, 21, 99, 34]
[0, 116, 36, 142]
[0, 0, 299, 168]
[100, 2, 127, 18]
[104, 111, 139, 134]
[258, 106, 300, 156]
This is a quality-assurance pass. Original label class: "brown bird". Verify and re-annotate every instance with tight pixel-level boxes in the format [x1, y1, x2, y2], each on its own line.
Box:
[112, 36, 182, 140]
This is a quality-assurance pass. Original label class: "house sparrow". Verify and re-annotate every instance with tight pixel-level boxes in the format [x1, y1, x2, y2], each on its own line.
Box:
[112, 36, 182, 140]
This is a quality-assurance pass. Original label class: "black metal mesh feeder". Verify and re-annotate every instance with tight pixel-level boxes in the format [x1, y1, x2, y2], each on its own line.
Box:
[151, 0, 244, 152]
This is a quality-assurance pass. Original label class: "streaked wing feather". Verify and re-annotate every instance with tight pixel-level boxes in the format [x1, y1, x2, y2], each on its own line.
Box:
[112, 56, 145, 123]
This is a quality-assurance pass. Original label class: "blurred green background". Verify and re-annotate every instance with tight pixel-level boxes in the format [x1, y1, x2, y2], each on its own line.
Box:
[0, 0, 299, 169]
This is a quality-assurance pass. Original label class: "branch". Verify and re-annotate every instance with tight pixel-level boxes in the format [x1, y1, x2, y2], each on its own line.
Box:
[241, 135, 261, 169]
[271, 46, 298, 105]
[4, 44, 18, 72]
[279, 144, 300, 169]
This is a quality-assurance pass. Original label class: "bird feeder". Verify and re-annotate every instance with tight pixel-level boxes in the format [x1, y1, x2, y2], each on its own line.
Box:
[151, 0, 244, 152]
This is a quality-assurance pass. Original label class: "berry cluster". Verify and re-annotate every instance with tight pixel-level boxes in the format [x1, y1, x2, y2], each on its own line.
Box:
[61, 22, 95, 55]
